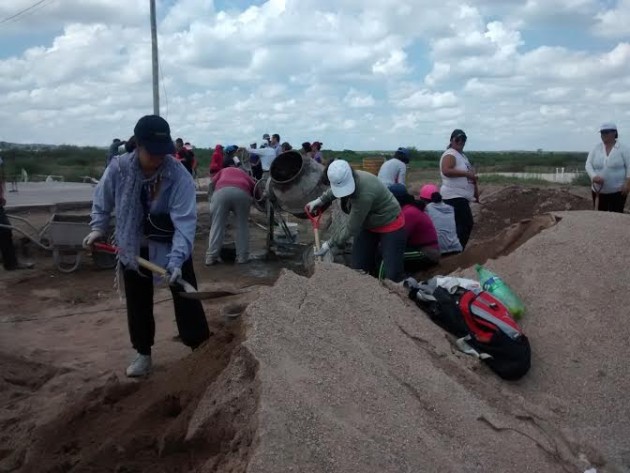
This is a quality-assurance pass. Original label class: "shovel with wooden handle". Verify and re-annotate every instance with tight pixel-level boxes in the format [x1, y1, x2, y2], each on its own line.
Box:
[305, 205, 324, 261]
[92, 242, 197, 294]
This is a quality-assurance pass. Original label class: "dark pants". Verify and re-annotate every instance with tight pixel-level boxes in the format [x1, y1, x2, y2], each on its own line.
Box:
[0, 207, 18, 271]
[352, 227, 406, 282]
[251, 163, 263, 180]
[443, 198, 474, 249]
[592, 191, 627, 213]
[403, 247, 440, 272]
[123, 248, 210, 355]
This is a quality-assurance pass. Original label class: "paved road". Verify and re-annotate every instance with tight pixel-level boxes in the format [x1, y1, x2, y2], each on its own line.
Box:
[5, 182, 96, 209]
[5, 181, 207, 211]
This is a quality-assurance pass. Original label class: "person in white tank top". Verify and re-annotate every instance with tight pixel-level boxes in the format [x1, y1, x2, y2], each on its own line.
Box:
[438, 129, 478, 248]
[440, 133, 477, 201]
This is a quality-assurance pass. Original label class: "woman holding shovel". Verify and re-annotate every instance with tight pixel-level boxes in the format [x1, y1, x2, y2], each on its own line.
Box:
[306, 160, 406, 282]
[83, 115, 210, 378]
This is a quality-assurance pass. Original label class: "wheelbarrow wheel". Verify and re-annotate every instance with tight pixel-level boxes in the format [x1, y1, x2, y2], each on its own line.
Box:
[53, 248, 82, 273]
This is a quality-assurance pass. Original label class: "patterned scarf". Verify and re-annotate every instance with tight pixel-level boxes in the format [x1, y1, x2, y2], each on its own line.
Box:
[114, 151, 178, 270]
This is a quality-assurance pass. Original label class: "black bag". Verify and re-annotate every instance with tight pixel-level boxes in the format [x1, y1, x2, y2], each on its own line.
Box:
[407, 279, 531, 380]
[143, 213, 175, 243]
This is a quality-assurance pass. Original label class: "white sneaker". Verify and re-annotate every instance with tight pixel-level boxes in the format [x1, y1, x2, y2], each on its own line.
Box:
[236, 256, 250, 264]
[125, 354, 152, 377]
[204, 255, 223, 266]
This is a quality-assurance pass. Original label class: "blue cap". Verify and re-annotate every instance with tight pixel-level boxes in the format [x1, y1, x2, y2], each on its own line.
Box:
[394, 147, 410, 163]
[133, 115, 175, 155]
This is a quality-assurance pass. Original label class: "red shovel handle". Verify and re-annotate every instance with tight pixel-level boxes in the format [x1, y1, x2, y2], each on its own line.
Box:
[92, 242, 119, 254]
[305, 206, 323, 230]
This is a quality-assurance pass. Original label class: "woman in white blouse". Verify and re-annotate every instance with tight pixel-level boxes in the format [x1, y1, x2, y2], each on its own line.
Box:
[585, 122, 630, 213]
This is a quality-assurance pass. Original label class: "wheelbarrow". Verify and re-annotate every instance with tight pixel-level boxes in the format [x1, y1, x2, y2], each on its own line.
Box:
[47, 213, 116, 273]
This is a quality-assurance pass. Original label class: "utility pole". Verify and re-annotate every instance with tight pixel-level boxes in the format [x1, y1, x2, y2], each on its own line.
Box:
[150, 0, 160, 116]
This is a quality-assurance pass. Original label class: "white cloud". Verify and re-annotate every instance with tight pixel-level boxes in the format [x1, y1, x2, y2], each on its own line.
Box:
[593, 0, 630, 38]
[0, 0, 629, 151]
[396, 89, 458, 109]
[343, 89, 376, 108]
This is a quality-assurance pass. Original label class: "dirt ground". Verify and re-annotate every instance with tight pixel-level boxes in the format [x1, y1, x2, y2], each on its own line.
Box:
[0, 182, 594, 472]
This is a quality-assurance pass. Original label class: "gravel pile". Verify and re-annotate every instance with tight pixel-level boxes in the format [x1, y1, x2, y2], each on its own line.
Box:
[244, 210, 629, 473]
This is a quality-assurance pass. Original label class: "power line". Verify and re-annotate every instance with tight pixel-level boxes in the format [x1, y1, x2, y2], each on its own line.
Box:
[0, 0, 52, 25]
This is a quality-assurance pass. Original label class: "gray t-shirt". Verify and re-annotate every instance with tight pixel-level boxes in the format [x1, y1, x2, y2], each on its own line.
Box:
[426, 202, 463, 254]
[377, 158, 406, 186]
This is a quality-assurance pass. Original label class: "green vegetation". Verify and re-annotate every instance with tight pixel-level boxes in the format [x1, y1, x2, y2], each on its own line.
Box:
[571, 172, 592, 187]
[0, 146, 105, 181]
[325, 147, 588, 173]
[0, 144, 588, 183]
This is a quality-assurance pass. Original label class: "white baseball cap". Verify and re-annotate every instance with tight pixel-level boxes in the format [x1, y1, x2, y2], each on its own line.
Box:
[327, 160, 355, 198]
[600, 122, 617, 132]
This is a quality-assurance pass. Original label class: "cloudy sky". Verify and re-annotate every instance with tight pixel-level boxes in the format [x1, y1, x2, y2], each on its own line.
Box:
[1, 0, 629, 151]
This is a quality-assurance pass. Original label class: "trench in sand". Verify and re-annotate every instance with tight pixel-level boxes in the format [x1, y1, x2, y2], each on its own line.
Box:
[4, 321, 260, 473]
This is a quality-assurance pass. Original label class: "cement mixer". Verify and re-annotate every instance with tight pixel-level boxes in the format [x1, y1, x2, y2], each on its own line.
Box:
[253, 150, 327, 253]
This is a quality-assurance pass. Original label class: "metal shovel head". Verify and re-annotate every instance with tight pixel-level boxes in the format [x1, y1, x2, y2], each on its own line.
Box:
[302, 245, 315, 273]
[179, 290, 241, 300]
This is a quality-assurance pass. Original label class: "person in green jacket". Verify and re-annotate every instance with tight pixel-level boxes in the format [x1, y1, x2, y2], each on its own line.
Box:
[306, 159, 406, 282]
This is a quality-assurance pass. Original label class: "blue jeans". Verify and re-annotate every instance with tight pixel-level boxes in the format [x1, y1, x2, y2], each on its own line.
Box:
[351, 227, 406, 282]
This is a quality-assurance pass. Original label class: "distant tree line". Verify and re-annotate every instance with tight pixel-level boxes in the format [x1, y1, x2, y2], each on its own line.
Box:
[0, 144, 588, 182]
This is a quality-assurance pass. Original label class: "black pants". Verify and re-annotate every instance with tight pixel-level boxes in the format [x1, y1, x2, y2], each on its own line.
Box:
[251, 163, 263, 180]
[0, 207, 18, 270]
[123, 248, 210, 355]
[443, 198, 474, 249]
[352, 227, 406, 282]
[592, 191, 627, 213]
[403, 246, 440, 273]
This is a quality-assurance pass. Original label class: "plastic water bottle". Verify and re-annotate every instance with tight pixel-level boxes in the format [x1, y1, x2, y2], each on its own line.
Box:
[474, 264, 525, 319]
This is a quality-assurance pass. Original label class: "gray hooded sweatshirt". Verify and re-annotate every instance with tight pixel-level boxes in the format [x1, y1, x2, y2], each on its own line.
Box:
[425, 202, 463, 254]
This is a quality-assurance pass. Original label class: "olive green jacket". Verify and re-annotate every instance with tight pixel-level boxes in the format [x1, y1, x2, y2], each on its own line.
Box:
[320, 170, 401, 247]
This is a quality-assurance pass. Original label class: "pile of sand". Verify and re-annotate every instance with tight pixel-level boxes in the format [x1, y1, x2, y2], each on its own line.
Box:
[244, 210, 629, 473]
[7, 210, 629, 473]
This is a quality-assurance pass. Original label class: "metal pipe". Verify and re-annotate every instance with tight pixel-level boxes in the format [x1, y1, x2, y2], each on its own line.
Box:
[150, 0, 160, 115]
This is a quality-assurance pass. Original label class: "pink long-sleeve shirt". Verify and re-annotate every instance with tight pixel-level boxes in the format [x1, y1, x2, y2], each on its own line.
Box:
[212, 167, 255, 195]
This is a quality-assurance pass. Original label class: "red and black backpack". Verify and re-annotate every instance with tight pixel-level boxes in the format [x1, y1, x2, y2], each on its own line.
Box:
[408, 283, 531, 380]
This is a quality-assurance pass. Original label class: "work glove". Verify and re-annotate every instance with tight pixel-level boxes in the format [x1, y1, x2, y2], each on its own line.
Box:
[165, 266, 182, 286]
[305, 198, 323, 214]
[314, 241, 331, 258]
[82, 230, 104, 249]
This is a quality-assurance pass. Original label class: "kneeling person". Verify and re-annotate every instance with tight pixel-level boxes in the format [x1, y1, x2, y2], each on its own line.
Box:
[389, 184, 440, 270]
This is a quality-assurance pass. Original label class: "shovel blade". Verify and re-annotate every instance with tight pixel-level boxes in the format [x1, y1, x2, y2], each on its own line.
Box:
[178, 290, 241, 301]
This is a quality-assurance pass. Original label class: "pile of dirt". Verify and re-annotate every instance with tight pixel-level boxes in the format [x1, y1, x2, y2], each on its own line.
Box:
[244, 210, 629, 472]
[427, 213, 559, 277]
[473, 185, 591, 241]
[7, 321, 259, 473]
